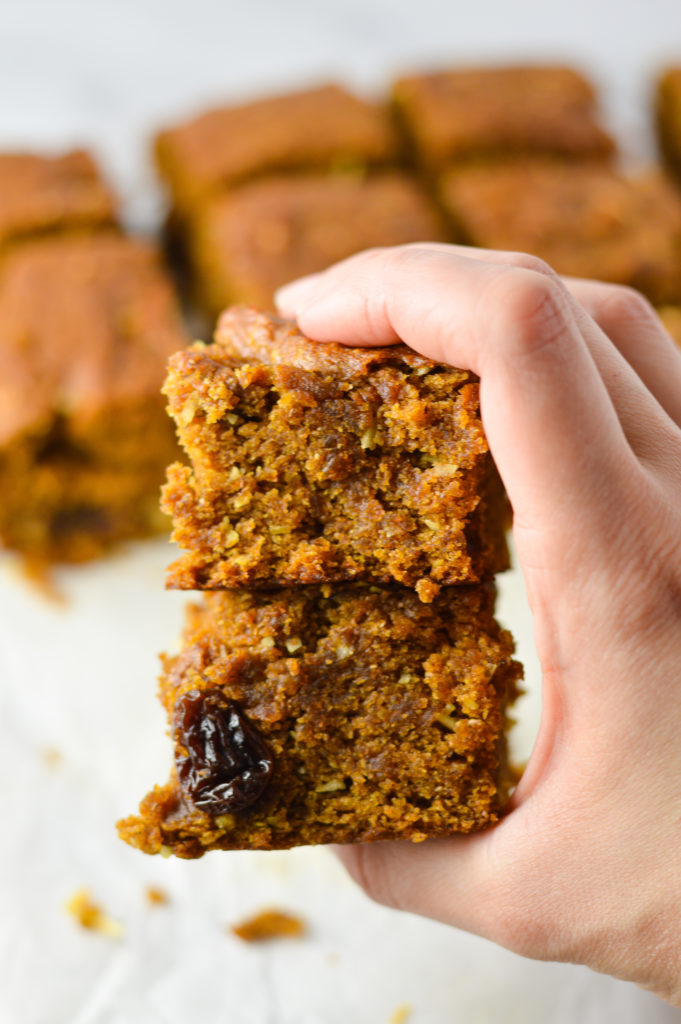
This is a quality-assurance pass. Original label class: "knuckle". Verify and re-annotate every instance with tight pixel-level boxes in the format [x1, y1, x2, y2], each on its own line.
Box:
[597, 284, 658, 330]
[485, 268, 573, 359]
[502, 251, 558, 280]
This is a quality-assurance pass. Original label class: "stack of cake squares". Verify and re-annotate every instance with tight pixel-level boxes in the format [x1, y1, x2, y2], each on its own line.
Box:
[119, 305, 522, 858]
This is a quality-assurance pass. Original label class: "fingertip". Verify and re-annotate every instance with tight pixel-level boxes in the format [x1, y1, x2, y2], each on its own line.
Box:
[274, 273, 322, 317]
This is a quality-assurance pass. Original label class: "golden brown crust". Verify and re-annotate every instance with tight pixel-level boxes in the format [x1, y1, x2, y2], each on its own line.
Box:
[393, 65, 614, 169]
[155, 84, 400, 216]
[0, 233, 188, 562]
[440, 160, 681, 304]
[189, 172, 449, 315]
[162, 307, 509, 595]
[0, 150, 117, 252]
[117, 583, 522, 857]
[213, 305, 440, 374]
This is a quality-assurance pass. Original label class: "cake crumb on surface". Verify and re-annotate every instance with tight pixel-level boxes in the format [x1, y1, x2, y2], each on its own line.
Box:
[389, 1004, 412, 1024]
[41, 746, 63, 769]
[65, 889, 124, 938]
[230, 908, 306, 942]
[145, 885, 170, 906]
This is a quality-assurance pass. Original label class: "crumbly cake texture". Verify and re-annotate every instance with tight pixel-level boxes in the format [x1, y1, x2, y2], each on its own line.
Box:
[189, 172, 449, 315]
[162, 307, 509, 599]
[117, 583, 522, 856]
[656, 68, 681, 179]
[392, 65, 614, 169]
[0, 150, 117, 253]
[0, 233, 187, 564]
[155, 84, 400, 218]
[440, 161, 681, 305]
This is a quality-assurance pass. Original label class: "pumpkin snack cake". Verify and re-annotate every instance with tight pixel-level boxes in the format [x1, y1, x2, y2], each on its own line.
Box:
[155, 83, 401, 222]
[188, 171, 449, 315]
[392, 64, 614, 171]
[117, 582, 521, 857]
[161, 306, 509, 601]
[0, 149, 117, 255]
[440, 160, 681, 305]
[0, 233, 188, 565]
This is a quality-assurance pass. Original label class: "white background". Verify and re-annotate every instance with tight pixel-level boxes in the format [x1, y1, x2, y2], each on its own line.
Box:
[1, 1, 681, 1021]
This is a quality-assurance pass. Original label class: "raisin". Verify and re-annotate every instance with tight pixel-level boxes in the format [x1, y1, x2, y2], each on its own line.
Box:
[173, 690, 273, 814]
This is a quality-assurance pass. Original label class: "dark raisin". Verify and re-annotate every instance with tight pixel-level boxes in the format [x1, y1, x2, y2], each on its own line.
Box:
[173, 690, 273, 814]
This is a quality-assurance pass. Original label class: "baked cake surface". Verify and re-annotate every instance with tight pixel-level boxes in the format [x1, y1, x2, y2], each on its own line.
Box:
[117, 583, 521, 857]
[0, 149, 117, 252]
[190, 171, 449, 314]
[162, 307, 509, 600]
[155, 84, 399, 216]
[393, 65, 614, 169]
[0, 233, 187, 563]
[440, 160, 681, 304]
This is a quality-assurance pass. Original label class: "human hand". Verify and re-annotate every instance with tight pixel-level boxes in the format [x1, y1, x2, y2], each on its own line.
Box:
[276, 244, 681, 1006]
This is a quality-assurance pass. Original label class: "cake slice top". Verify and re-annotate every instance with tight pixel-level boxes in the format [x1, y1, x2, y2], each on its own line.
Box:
[211, 305, 470, 383]
[0, 234, 187, 446]
[440, 160, 681, 304]
[191, 171, 448, 312]
[393, 64, 614, 167]
[155, 84, 400, 211]
[0, 149, 117, 250]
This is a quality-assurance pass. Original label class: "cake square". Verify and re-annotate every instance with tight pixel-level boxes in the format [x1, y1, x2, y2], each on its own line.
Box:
[162, 307, 509, 601]
[155, 84, 400, 219]
[0, 150, 117, 253]
[392, 65, 614, 170]
[117, 582, 521, 856]
[440, 160, 681, 304]
[189, 171, 450, 315]
[0, 233, 188, 564]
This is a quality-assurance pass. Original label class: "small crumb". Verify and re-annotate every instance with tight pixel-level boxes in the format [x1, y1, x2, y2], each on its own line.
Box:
[159, 845, 173, 859]
[19, 557, 67, 604]
[389, 1004, 412, 1024]
[41, 746, 63, 769]
[415, 578, 439, 603]
[145, 885, 170, 906]
[231, 908, 306, 943]
[65, 889, 124, 939]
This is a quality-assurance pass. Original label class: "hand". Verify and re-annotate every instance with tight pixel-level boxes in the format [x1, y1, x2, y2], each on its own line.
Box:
[276, 244, 681, 1006]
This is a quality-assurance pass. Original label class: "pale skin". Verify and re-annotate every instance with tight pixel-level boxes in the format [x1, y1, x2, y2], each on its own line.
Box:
[275, 243, 681, 1006]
